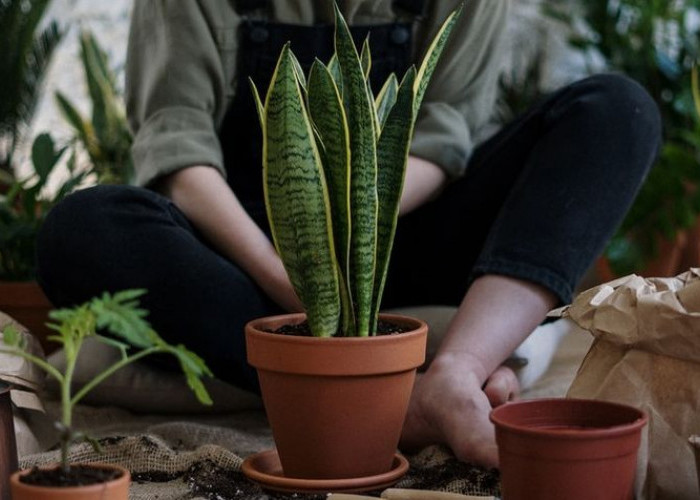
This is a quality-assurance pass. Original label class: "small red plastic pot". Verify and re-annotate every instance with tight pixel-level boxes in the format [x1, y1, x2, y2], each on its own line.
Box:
[490, 398, 647, 500]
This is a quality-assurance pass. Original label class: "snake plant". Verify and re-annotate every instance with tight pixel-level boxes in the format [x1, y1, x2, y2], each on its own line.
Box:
[250, 5, 460, 337]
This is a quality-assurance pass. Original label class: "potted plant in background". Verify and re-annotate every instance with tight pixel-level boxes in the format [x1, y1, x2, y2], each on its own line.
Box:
[1, 289, 213, 499]
[0, 1, 135, 354]
[241, 4, 459, 493]
[0, 133, 86, 355]
[0, 0, 65, 354]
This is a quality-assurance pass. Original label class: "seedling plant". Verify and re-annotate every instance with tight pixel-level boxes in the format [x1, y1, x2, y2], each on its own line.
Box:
[1, 289, 212, 472]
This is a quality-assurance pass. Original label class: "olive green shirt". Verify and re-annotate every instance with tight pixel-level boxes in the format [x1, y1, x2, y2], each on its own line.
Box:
[126, 0, 510, 187]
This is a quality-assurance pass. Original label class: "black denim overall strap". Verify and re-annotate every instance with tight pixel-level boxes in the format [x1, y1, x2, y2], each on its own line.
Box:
[219, 0, 422, 229]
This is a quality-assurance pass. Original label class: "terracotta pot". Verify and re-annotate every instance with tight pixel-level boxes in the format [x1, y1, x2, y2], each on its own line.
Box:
[0, 281, 55, 354]
[0, 382, 17, 500]
[245, 313, 427, 480]
[690, 435, 700, 494]
[490, 398, 647, 500]
[10, 463, 130, 499]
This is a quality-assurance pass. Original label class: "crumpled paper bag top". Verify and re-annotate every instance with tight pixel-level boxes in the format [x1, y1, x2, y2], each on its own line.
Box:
[559, 268, 700, 364]
[0, 311, 45, 411]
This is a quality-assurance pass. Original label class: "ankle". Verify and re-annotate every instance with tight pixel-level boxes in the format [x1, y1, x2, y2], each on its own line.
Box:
[428, 350, 490, 386]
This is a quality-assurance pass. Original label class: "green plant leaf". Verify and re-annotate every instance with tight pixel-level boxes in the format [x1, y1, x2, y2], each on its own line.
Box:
[413, 5, 462, 113]
[262, 44, 340, 337]
[359, 37, 382, 138]
[248, 78, 265, 126]
[307, 59, 355, 335]
[290, 51, 307, 91]
[360, 37, 371, 81]
[31, 132, 57, 183]
[327, 54, 343, 97]
[89, 289, 155, 348]
[0, 0, 61, 159]
[374, 73, 398, 132]
[170, 345, 214, 405]
[371, 67, 417, 327]
[334, 3, 378, 336]
[2, 324, 20, 347]
[55, 91, 92, 146]
[94, 334, 130, 358]
[80, 30, 114, 140]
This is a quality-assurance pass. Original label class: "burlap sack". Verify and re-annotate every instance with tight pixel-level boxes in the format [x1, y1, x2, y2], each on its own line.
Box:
[559, 268, 700, 500]
[0, 311, 48, 457]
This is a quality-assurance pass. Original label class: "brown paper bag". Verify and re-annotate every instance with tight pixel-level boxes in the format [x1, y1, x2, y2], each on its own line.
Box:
[0, 311, 47, 457]
[558, 268, 700, 500]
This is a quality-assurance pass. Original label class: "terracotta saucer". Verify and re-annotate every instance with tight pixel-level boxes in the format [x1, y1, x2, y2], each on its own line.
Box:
[241, 449, 409, 494]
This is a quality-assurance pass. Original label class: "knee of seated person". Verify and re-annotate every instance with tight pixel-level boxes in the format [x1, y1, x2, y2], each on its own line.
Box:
[37, 185, 157, 268]
[578, 74, 661, 138]
[41, 185, 135, 236]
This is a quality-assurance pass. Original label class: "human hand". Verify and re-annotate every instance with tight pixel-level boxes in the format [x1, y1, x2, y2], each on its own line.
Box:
[399, 356, 519, 468]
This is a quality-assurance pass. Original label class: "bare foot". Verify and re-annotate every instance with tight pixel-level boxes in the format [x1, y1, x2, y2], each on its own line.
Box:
[483, 365, 520, 407]
[400, 360, 520, 468]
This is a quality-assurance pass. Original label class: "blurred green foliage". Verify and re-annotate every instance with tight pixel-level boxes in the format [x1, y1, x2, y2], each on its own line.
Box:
[0, 0, 76, 281]
[0, 0, 61, 173]
[0, 133, 86, 280]
[569, 0, 700, 275]
[504, 0, 700, 276]
[55, 30, 134, 185]
[0, 3, 134, 280]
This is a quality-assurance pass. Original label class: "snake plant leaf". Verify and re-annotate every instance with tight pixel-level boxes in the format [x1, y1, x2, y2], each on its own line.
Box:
[289, 49, 307, 91]
[311, 127, 355, 336]
[371, 67, 417, 327]
[308, 59, 355, 335]
[262, 44, 340, 337]
[360, 37, 371, 81]
[359, 37, 384, 138]
[374, 73, 398, 132]
[248, 78, 265, 127]
[359, 37, 382, 137]
[328, 54, 343, 97]
[334, 2, 378, 336]
[413, 4, 462, 113]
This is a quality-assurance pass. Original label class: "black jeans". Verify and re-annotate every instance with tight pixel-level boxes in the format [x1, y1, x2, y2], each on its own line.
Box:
[36, 74, 661, 391]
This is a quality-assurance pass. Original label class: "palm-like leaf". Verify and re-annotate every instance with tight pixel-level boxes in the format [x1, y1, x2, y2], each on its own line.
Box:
[0, 0, 61, 160]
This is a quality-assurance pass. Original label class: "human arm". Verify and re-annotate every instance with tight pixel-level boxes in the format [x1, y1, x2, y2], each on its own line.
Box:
[400, 156, 447, 215]
[399, 0, 553, 468]
[157, 166, 303, 313]
[124, 3, 301, 310]
[408, 0, 509, 180]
